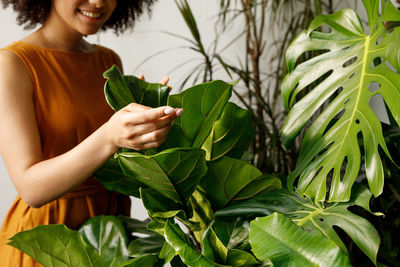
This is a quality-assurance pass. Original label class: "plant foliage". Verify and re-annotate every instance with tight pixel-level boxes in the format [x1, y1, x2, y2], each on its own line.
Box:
[281, 0, 400, 203]
[8, 0, 400, 266]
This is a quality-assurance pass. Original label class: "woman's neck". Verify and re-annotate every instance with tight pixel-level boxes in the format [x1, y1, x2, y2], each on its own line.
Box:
[22, 23, 95, 53]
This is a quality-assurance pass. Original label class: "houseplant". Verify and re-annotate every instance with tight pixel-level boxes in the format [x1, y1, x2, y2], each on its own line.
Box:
[7, 0, 400, 266]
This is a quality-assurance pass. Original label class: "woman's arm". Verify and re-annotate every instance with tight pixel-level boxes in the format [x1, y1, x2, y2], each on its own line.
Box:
[0, 50, 180, 208]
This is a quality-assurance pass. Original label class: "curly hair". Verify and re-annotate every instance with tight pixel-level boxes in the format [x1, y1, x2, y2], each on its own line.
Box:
[1, 0, 158, 34]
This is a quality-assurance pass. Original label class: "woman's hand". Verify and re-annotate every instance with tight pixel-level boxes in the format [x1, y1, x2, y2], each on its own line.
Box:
[105, 103, 182, 151]
[104, 74, 180, 151]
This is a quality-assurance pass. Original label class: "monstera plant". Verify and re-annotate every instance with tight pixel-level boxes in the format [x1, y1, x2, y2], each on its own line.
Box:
[7, 0, 400, 266]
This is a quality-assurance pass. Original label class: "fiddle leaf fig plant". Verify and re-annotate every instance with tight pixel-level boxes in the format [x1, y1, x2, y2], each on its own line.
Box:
[8, 0, 398, 266]
[281, 0, 400, 203]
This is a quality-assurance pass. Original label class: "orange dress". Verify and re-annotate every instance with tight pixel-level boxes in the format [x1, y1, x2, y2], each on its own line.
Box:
[0, 41, 131, 266]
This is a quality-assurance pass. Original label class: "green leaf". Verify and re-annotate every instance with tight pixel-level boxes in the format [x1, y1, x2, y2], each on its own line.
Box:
[128, 236, 164, 258]
[217, 185, 380, 264]
[117, 216, 154, 236]
[103, 65, 169, 111]
[119, 254, 161, 267]
[203, 217, 258, 266]
[9, 224, 105, 267]
[103, 65, 135, 109]
[249, 213, 352, 267]
[164, 220, 228, 267]
[202, 156, 281, 209]
[281, 1, 400, 202]
[159, 241, 177, 264]
[166, 80, 232, 149]
[202, 102, 254, 161]
[78, 216, 129, 267]
[117, 148, 207, 204]
[189, 188, 215, 246]
[95, 157, 145, 198]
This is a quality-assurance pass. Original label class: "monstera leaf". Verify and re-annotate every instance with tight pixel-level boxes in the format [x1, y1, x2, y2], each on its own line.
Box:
[103, 65, 170, 111]
[216, 184, 381, 264]
[166, 80, 233, 149]
[249, 213, 351, 267]
[281, 0, 400, 202]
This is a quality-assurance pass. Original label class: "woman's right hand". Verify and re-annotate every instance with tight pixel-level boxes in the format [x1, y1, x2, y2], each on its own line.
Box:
[105, 103, 183, 152]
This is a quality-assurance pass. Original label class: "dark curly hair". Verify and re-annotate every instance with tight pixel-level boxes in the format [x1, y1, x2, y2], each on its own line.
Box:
[1, 0, 158, 34]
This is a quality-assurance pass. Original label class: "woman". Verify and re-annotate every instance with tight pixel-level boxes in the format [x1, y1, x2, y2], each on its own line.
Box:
[0, 0, 182, 265]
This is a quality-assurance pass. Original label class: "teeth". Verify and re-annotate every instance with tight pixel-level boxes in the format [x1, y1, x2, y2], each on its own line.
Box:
[81, 10, 101, 18]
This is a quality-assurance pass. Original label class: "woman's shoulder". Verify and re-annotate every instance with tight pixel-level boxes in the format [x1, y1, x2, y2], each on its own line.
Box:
[93, 44, 122, 68]
[0, 45, 27, 71]
[0, 47, 32, 94]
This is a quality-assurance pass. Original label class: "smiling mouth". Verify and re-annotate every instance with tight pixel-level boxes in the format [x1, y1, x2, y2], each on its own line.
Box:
[79, 10, 102, 19]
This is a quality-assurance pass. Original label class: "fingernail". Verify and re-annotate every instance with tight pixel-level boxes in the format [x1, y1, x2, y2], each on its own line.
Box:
[175, 108, 184, 117]
[164, 107, 175, 115]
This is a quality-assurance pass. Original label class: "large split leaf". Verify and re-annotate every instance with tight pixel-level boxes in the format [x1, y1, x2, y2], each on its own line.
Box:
[116, 148, 207, 204]
[202, 102, 254, 161]
[103, 65, 169, 111]
[202, 156, 281, 209]
[9, 224, 105, 267]
[166, 80, 232, 149]
[281, 0, 400, 202]
[249, 213, 351, 267]
[78, 216, 129, 267]
[216, 184, 381, 264]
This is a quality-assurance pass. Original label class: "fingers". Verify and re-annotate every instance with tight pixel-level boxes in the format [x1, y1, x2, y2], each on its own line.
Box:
[159, 76, 173, 91]
[127, 123, 172, 150]
[126, 105, 182, 125]
[139, 74, 172, 91]
[159, 76, 169, 85]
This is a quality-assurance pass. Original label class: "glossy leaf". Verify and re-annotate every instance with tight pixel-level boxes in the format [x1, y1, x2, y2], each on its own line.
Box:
[164, 220, 228, 267]
[281, 0, 400, 202]
[103, 65, 169, 111]
[94, 157, 145, 198]
[189, 188, 215, 246]
[202, 156, 281, 209]
[166, 80, 232, 148]
[117, 148, 207, 204]
[117, 216, 154, 236]
[202, 217, 258, 266]
[78, 215, 129, 267]
[249, 213, 351, 267]
[140, 188, 200, 232]
[119, 254, 161, 267]
[217, 185, 380, 264]
[202, 102, 254, 161]
[9, 224, 105, 267]
[128, 236, 164, 258]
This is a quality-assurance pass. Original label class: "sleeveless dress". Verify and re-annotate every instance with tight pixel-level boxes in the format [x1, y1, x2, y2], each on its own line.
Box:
[0, 41, 131, 266]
